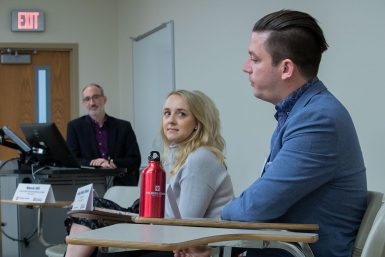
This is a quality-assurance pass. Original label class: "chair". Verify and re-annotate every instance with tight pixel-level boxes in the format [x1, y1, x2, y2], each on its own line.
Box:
[45, 185, 139, 257]
[102, 186, 140, 254]
[45, 243, 67, 257]
[361, 203, 385, 257]
[352, 191, 384, 257]
[103, 185, 139, 207]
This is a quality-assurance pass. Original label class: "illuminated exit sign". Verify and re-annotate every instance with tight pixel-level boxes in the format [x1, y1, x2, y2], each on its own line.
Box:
[11, 10, 45, 32]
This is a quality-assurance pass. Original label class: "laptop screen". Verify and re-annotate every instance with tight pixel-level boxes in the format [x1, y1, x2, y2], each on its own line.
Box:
[1, 126, 31, 153]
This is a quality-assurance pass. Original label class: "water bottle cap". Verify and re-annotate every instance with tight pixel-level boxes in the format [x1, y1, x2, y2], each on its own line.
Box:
[148, 151, 160, 162]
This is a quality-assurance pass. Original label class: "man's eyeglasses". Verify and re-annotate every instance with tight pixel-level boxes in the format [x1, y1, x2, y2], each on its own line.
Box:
[82, 94, 103, 103]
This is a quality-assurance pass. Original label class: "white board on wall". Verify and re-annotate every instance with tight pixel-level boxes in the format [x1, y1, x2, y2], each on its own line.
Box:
[132, 21, 175, 168]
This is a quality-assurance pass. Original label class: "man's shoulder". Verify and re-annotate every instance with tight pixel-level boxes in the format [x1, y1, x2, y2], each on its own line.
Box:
[107, 116, 133, 131]
[68, 115, 89, 126]
[106, 115, 132, 127]
[295, 80, 346, 117]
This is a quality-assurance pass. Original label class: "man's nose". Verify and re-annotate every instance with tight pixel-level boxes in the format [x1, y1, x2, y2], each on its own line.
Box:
[243, 59, 251, 73]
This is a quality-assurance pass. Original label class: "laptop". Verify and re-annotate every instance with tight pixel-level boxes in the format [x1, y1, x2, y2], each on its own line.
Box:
[1, 126, 31, 153]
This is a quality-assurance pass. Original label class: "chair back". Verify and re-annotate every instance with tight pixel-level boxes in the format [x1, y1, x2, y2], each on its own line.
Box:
[352, 191, 384, 257]
[361, 203, 385, 257]
[103, 186, 139, 208]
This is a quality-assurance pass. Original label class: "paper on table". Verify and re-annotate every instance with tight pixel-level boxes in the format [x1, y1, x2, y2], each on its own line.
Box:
[166, 184, 181, 219]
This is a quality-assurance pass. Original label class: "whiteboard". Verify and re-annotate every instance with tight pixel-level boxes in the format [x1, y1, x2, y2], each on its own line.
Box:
[132, 21, 175, 168]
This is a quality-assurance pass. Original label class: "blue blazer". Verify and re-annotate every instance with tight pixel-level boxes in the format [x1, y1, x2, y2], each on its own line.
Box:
[222, 79, 367, 257]
[67, 115, 141, 186]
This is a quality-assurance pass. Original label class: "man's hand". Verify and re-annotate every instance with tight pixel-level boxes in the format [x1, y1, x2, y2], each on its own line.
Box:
[90, 158, 117, 169]
[173, 246, 212, 257]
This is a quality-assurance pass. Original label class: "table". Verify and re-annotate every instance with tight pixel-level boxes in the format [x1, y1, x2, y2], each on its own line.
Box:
[67, 210, 319, 257]
[68, 211, 319, 231]
[133, 216, 319, 231]
[0, 200, 71, 246]
[68, 209, 319, 232]
[66, 223, 318, 257]
[0, 168, 119, 257]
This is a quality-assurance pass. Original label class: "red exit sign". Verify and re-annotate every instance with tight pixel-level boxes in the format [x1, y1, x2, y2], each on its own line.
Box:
[11, 10, 45, 32]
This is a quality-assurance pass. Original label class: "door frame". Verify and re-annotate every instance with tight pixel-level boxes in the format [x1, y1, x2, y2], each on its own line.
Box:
[0, 43, 79, 118]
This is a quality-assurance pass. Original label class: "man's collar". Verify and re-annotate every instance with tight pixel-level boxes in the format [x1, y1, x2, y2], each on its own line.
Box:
[88, 114, 108, 127]
[275, 77, 317, 114]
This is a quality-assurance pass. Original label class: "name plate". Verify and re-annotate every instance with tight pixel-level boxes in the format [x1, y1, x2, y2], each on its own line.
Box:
[72, 183, 98, 211]
[12, 183, 55, 203]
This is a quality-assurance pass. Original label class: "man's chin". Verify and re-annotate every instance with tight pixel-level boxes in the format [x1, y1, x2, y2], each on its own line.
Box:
[88, 110, 102, 116]
[253, 91, 262, 99]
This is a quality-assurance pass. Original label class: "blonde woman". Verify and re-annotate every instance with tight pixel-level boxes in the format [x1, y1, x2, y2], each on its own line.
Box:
[67, 90, 234, 257]
[161, 90, 233, 219]
[97, 90, 234, 257]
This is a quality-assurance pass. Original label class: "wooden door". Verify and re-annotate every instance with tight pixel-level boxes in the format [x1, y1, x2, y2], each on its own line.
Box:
[0, 50, 70, 161]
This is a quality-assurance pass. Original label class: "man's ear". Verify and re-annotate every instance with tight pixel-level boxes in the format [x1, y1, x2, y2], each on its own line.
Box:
[281, 59, 295, 80]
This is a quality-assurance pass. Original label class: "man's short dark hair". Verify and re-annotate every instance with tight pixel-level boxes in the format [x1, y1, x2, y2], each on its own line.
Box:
[253, 10, 328, 79]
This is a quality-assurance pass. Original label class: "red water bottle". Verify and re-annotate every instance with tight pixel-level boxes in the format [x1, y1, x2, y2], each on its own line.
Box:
[139, 151, 166, 218]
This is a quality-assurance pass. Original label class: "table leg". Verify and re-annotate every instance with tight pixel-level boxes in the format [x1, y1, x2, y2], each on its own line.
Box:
[37, 207, 51, 247]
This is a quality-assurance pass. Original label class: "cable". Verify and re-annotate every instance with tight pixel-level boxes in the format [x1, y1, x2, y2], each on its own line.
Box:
[0, 157, 19, 171]
[0, 226, 37, 248]
[31, 163, 50, 180]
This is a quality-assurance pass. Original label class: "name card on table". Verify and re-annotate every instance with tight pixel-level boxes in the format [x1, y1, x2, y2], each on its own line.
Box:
[12, 183, 55, 203]
[71, 183, 98, 211]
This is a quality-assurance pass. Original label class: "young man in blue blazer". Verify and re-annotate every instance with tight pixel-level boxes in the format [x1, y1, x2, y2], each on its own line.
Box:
[175, 10, 367, 257]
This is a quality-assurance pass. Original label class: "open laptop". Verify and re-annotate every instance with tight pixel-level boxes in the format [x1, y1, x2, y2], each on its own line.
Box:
[1, 126, 31, 153]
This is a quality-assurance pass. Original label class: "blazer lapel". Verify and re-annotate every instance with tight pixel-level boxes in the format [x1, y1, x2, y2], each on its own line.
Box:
[85, 117, 100, 156]
[289, 79, 327, 116]
[106, 116, 118, 156]
[269, 79, 327, 160]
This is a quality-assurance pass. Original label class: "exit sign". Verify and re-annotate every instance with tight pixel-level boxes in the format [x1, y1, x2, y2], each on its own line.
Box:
[11, 10, 45, 32]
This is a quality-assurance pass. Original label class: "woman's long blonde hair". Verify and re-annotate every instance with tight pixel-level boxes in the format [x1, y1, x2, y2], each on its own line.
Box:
[161, 90, 225, 175]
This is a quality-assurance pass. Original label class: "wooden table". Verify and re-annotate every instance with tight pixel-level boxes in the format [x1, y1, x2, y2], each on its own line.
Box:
[66, 223, 318, 257]
[68, 210, 319, 231]
[133, 216, 319, 231]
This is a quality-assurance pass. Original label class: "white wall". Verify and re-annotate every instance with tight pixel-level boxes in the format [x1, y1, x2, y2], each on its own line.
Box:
[0, 0, 119, 116]
[117, 0, 385, 195]
[0, 0, 384, 195]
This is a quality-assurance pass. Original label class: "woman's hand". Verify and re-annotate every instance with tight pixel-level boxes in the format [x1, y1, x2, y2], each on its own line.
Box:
[173, 246, 212, 257]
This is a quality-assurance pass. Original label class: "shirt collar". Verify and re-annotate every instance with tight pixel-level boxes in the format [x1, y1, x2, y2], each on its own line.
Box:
[274, 77, 317, 121]
[87, 114, 108, 128]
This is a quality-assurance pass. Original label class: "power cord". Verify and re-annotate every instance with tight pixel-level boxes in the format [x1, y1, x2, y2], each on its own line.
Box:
[0, 157, 19, 171]
[0, 223, 36, 248]
[31, 163, 49, 180]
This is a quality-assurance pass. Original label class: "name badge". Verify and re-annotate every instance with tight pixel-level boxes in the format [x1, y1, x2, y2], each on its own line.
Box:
[12, 183, 55, 203]
[71, 183, 98, 210]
